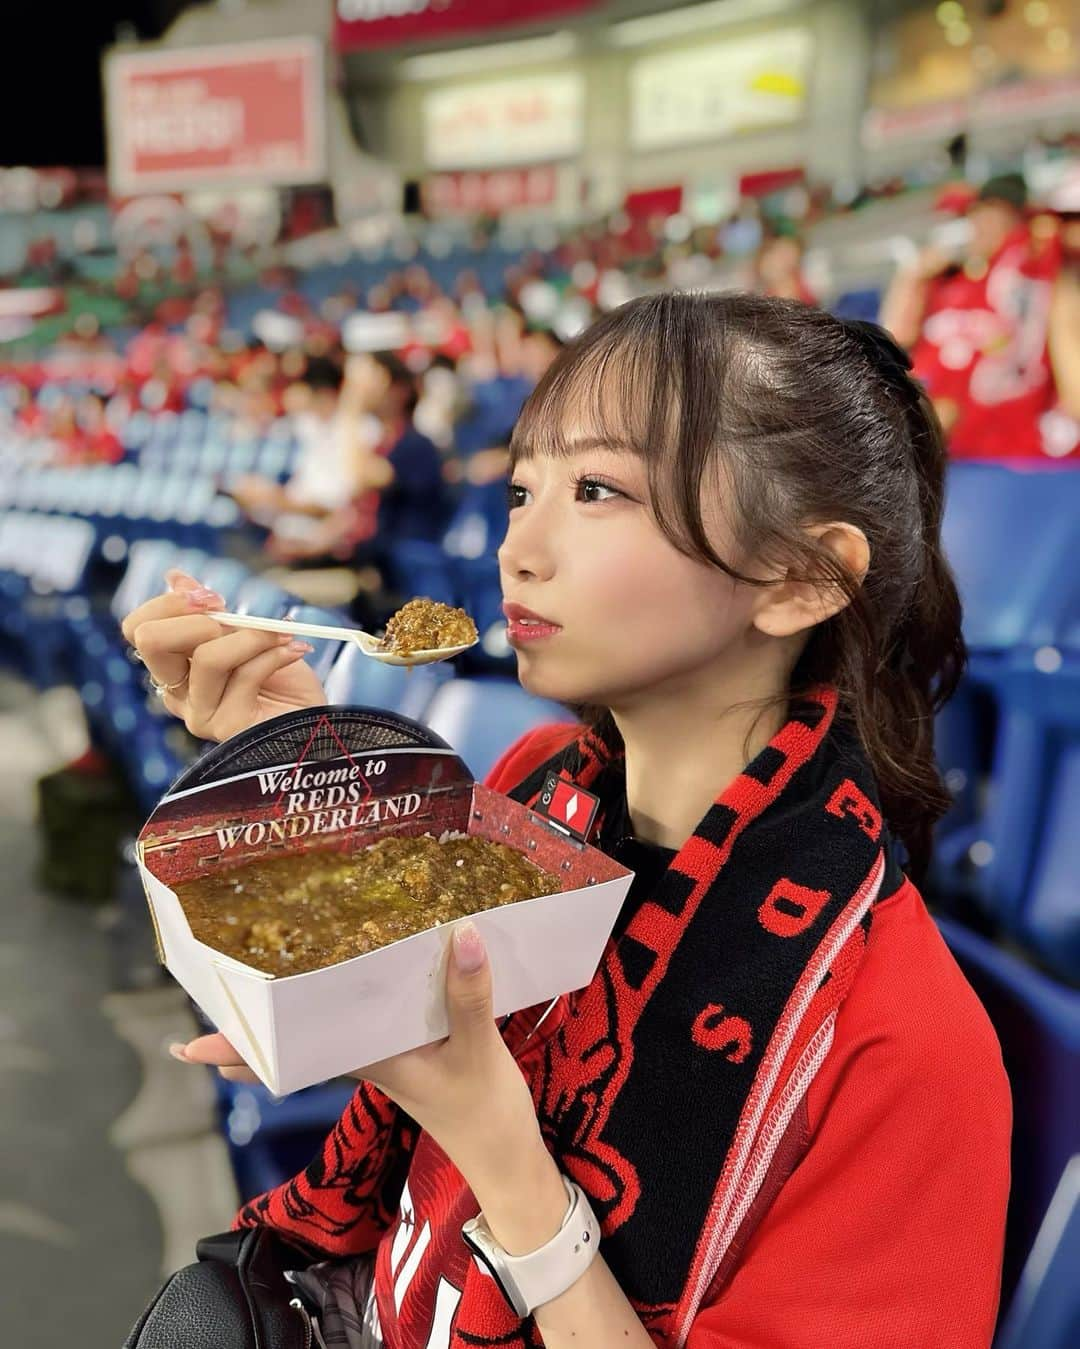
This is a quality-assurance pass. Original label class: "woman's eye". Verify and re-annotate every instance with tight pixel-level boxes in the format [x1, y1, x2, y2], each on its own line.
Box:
[576, 477, 622, 503]
[506, 477, 624, 509]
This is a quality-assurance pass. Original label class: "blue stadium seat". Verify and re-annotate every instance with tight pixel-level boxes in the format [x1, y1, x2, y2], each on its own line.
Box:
[442, 481, 508, 561]
[953, 652, 1080, 965]
[942, 465, 1079, 659]
[213, 1076, 358, 1203]
[232, 574, 294, 619]
[455, 555, 514, 673]
[932, 467, 1080, 913]
[110, 541, 208, 622]
[423, 677, 573, 782]
[1011, 730, 1080, 984]
[936, 916, 1080, 1307]
[384, 539, 460, 610]
[127, 719, 187, 815]
[197, 556, 252, 611]
[322, 642, 448, 721]
[281, 602, 350, 684]
[830, 288, 883, 323]
[1058, 581, 1080, 653]
[385, 480, 509, 613]
[995, 1156, 1080, 1349]
[930, 682, 992, 876]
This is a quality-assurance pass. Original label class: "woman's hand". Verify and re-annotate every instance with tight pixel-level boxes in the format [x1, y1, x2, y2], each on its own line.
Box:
[121, 569, 328, 741]
[170, 935, 654, 1347]
[171, 923, 548, 1198]
[910, 243, 957, 281]
[355, 922, 543, 1184]
[169, 1033, 260, 1084]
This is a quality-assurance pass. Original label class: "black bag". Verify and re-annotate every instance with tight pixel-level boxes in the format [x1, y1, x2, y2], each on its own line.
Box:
[36, 753, 138, 902]
[123, 1227, 316, 1349]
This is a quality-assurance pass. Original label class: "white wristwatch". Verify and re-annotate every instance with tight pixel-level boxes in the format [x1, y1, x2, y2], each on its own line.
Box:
[461, 1175, 601, 1318]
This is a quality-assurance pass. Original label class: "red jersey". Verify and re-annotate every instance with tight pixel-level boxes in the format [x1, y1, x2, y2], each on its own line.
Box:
[244, 723, 1011, 1348]
[912, 225, 1074, 462]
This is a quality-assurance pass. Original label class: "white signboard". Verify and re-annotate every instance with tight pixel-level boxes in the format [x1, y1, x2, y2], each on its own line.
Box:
[630, 28, 812, 151]
[423, 72, 584, 169]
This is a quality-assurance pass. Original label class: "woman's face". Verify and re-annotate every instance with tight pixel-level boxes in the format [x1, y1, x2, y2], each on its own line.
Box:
[497, 443, 764, 710]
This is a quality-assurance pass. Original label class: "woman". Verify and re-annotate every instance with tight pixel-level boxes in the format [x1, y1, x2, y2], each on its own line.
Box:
[123, 293, 1010, 1348]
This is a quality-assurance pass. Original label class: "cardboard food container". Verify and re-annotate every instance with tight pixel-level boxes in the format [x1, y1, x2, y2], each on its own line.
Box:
[136, 705, 633, 1095]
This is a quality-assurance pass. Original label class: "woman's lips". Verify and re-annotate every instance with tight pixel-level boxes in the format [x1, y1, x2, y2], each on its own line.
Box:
[506, 617, 562, 643]
[503, 603, 562, 643]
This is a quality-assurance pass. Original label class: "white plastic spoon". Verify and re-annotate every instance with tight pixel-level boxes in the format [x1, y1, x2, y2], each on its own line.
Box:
[205, 610, 477, 667]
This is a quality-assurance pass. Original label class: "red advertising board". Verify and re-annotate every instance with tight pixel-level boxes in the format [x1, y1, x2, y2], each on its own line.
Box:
[423, 165, 558, 215]
[739, 167, 805, 198]
[334, 0, 600, 51]
[105, 38, 325, 195]
[863, 75, 1080, 148]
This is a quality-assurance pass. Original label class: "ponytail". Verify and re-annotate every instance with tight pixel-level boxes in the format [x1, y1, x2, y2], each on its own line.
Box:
[827, 321, 967, 880]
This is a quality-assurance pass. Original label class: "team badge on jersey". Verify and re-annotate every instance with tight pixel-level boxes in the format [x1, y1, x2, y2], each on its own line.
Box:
[533, 770, 601, 843]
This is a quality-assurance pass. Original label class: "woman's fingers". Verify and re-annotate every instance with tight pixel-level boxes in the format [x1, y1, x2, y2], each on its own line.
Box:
[172, 1032, 245, 1067]
[164, 568, 202, 592]
[130, 612, 226, 694]
[206, 642, 313, 740]
[120, 585, 224, 648]
[122, 574, 228, 693]
[217, 1065, 263, 1085]
[184, 629, 302, 734]
[170, 1033, 262, 1084]
[122, 578, 309, 733]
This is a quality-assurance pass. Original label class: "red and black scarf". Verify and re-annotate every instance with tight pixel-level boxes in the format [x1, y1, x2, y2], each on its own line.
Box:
[238, 687, 893, 1348]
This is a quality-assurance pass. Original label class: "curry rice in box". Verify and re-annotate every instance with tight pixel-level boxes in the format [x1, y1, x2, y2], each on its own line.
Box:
[135, 706, 633, 1094]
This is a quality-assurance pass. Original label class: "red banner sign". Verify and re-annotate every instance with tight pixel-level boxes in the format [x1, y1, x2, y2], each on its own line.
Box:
[105, 38, 325, 195]
[334, 0, 600, 51]
[863, 75, 1080, 148]
[738, 167, 805, 199]
[423, 165, 557, 215]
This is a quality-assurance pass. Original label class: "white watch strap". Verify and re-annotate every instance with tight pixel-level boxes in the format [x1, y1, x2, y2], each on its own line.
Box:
[463, 1176, 601, 1318]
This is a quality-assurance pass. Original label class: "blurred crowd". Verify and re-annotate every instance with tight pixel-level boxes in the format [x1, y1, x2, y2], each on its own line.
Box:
[2, 161, 1078, 629]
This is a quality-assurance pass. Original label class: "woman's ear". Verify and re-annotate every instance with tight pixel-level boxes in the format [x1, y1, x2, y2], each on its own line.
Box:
[751, 522, 870, 639]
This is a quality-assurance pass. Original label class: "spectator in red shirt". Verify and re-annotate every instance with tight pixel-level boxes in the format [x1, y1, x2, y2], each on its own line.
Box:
[882, 172, 1078, 463]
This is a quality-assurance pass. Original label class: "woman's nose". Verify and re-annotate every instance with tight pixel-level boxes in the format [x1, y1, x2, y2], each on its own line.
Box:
[498, 514, 555, 583]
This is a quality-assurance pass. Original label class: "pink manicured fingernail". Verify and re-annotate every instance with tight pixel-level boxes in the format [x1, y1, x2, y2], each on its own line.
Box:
[453, 921, 485, 973]
[165, 569, 199, 591]
[168, 1042, 190, 1062]
[185, 588, 225, 609]
[287, 640, 314, 654]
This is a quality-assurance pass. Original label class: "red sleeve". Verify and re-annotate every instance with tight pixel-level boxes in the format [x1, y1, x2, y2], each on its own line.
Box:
[686, 882, 1011, 1349]
[231, 722, 579, 1254]
[483, 721, 581, 792]
[233, 1081, 416, 1258]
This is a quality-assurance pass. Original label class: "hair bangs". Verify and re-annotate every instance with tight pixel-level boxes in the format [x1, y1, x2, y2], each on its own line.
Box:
[509, 307, 681, 468]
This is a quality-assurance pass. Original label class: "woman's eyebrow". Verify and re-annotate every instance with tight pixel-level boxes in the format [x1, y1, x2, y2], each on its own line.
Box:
[509, 436, 644, 463]
[563, 437, 641, 456]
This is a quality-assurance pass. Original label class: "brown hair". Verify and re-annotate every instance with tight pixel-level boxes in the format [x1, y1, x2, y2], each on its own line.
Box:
[509, 291, 966, 882]
[373, 350, 420, 416]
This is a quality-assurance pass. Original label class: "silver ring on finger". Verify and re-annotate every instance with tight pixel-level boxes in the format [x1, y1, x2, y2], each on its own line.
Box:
[148, 666, 190, 698]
